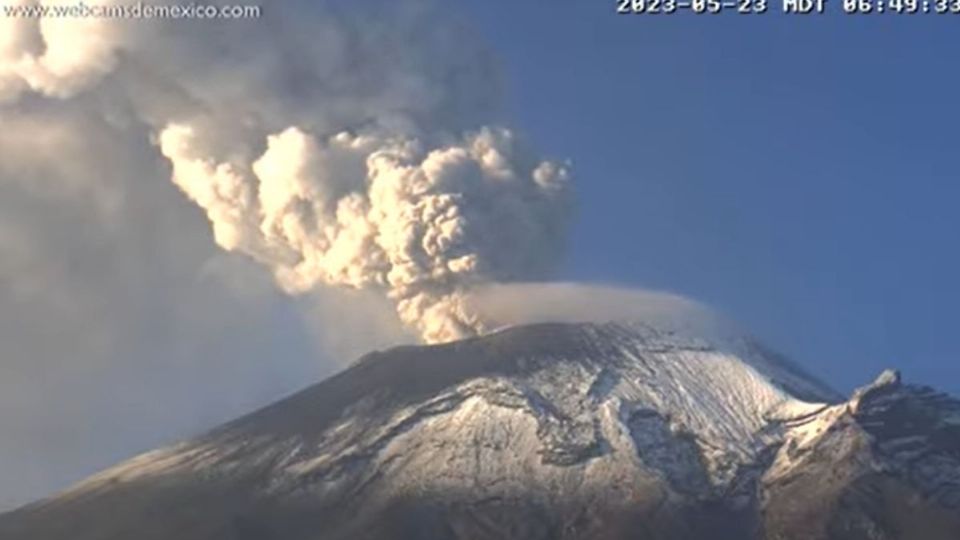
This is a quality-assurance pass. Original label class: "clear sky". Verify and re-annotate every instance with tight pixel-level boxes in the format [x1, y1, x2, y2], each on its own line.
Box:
[460, 2, 959, 395]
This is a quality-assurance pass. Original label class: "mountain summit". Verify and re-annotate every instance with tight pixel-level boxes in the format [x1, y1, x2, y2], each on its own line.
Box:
[1, 317, 958, 540]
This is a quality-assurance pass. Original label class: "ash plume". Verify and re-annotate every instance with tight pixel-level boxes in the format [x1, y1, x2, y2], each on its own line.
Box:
[160, 125, 570, 342]
[0, 0, 578, 509]
[0, 0, 574, 343]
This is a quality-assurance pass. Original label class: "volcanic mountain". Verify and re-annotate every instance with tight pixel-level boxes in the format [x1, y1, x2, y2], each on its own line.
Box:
[1, 310, 958, 539]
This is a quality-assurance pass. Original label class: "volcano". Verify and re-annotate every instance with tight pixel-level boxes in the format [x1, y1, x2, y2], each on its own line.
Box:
[2, 312, 958, 539]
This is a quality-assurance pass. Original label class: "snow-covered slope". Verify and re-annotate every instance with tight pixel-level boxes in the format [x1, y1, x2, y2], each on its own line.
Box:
[0, 316, 956, 540]
[762, 370, 960, 539]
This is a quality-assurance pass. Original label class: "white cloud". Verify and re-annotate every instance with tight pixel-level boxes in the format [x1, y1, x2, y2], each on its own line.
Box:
[0, 0, 126, 101]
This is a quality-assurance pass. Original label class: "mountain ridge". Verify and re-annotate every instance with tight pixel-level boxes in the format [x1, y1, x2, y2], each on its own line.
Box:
[1, 320, 957, 540]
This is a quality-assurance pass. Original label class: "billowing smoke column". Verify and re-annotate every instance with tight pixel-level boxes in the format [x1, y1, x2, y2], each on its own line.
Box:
[0, 0, 574, 343]
[160, 125, 571, 343]
[0, 0, 573, 509]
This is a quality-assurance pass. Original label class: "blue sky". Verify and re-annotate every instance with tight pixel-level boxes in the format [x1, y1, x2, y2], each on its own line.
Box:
[460, 3, 959, 394]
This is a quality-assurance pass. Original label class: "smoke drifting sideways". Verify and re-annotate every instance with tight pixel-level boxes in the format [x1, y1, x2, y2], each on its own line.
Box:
[148, 10, 574, 343]
[2, 0, 574, 344]
[0, 0, 574, 508]
[0, 0, 751, 509]
[466, 283, 728, 338]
